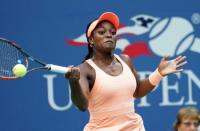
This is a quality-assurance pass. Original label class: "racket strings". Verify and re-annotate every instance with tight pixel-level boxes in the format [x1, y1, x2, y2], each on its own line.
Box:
[0, 41, 27, 77]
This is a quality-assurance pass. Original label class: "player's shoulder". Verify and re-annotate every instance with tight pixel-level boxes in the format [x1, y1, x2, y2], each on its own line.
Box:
[117, 53, 135, 69]
[78, 60, 95, 76]
[117, 54, 131, 63]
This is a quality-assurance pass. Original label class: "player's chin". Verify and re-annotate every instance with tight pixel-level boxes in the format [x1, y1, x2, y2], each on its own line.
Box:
[105, 43, 116, 49]
[105, 45, 115, 50]
[105, 47, 116, 53]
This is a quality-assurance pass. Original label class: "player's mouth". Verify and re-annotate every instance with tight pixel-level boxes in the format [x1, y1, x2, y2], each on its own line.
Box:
[105, 40, 114, 44]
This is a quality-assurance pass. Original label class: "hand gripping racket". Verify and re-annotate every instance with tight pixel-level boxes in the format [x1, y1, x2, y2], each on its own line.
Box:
[0, 38, 70, 80]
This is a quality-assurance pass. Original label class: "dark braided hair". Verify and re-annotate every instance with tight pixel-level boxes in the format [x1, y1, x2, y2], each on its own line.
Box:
[82, 19, 97, 62]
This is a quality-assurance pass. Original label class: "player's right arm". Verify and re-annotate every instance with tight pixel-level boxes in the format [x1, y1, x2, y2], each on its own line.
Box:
[65, 63, 92, 112]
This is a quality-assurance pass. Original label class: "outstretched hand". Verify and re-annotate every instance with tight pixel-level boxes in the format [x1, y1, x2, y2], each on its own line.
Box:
[158, 55, 187, 76]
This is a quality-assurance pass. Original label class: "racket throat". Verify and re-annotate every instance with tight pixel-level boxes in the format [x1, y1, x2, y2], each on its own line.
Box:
[46, 64, 69, 74]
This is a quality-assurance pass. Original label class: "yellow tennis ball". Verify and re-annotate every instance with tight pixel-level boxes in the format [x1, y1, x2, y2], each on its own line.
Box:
[12, 64, 27, 77]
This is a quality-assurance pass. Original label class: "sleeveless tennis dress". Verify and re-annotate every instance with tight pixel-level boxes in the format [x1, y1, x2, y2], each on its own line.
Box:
[84, 54, 145, 131]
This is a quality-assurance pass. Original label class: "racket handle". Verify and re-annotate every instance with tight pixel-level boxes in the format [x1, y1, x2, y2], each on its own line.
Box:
[47, 64, 70, 74]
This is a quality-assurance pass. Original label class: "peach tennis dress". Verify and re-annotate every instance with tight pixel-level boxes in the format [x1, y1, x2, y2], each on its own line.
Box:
[84, 54, 145, 131]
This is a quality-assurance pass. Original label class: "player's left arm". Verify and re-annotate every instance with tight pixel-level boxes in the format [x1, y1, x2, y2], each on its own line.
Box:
[119, 54, 187, 98]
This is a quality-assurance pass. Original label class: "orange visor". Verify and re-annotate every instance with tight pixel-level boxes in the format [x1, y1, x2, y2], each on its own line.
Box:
[87, 12, 119, 37]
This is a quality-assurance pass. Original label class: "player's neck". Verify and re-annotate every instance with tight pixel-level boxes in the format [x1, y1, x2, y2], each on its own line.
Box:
[92, 53, 116, 66]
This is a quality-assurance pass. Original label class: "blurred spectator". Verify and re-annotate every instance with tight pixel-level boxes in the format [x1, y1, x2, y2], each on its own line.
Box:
[174, 107, 200, 131]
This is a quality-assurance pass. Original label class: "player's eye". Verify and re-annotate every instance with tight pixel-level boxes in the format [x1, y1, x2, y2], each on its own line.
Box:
[97, 30, 106, 35]
[111, 30, 116, 35]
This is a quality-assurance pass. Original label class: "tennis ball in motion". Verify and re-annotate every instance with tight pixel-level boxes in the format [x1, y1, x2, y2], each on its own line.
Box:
[12, 64, 27, 77]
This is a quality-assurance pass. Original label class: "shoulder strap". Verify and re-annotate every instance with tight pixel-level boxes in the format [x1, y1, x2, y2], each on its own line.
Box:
[85, 59, 99, 71]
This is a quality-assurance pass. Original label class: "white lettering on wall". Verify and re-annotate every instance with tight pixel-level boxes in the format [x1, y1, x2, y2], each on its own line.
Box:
[159, 73, 184, 106]
[183, 70, 200, 105]
[43, 70, 199, 110]
[43, 74, 72, 111]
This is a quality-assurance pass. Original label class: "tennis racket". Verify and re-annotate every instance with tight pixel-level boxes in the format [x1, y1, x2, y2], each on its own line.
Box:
[0, 38, 70, 80]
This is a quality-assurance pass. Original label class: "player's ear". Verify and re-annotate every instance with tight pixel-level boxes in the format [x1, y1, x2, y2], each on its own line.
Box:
[88, 37, 94, 47]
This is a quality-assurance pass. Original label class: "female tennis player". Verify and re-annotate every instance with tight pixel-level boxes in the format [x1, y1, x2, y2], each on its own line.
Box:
[65, 12, 187, 131]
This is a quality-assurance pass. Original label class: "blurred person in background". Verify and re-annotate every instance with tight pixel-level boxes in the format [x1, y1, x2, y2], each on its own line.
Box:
[173, 107, 200, 131]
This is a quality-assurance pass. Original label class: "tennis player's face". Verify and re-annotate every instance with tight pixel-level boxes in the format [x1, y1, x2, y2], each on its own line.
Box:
[178, 119, 199, 131]
[91, 21, 117, 52]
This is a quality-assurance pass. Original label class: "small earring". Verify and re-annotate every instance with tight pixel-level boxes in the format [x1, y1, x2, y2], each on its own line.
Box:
[90, 44, 94, 47]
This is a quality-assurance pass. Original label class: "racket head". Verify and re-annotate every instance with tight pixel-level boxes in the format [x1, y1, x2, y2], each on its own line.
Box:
[0, 38, 28, 80]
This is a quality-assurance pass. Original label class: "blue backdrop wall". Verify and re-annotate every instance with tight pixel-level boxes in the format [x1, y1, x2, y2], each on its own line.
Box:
[0, 0, 200, 131]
